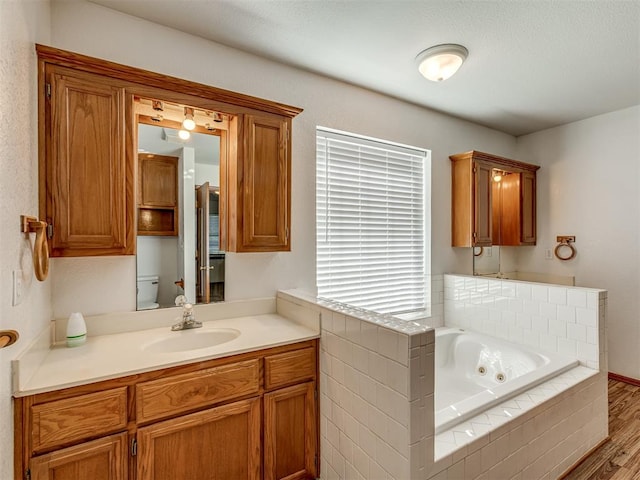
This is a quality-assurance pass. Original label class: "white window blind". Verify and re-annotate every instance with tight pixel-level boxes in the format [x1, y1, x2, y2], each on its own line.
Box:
[316, 128, 428, 316]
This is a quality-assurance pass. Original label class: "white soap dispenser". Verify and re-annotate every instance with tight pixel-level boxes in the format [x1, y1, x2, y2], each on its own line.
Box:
[66, 312, 87, 347]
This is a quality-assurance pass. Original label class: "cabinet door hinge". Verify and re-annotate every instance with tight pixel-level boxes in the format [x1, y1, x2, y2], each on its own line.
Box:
[25, 469, 31, 480]
[472, 232, 477, 239]
[46, 223, 53, 239]
[131, 438, 138, 457]
[45, 83, 51, 98]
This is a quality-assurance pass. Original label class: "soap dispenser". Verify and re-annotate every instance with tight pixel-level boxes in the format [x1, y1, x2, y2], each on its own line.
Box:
[66, 312, 87, 347]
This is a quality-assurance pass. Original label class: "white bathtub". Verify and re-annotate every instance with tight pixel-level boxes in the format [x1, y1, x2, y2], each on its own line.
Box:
[435, 327, 579, 434]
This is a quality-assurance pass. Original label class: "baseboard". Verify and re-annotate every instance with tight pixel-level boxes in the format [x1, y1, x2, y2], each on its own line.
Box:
[608, 372, 640, 387]
[558, 436, 610, 479]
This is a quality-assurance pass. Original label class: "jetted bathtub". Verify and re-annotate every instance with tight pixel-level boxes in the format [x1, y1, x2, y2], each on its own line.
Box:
[435, 327, 579, 433]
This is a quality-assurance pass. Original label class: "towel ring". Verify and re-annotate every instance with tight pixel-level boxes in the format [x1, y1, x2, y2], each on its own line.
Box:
[21, 215, 50, 281]
[554, 236, 576, 261]
[473, 246, 484, 257]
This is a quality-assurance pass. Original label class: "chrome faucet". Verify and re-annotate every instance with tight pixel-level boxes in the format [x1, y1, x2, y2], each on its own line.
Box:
[172, 296, 202, 331]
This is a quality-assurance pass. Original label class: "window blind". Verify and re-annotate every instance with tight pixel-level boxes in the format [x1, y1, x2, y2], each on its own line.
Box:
[316, 128, 428, 316]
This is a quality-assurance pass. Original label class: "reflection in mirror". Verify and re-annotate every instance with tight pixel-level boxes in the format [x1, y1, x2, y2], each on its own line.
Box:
[135, 101, 224, 310]
[472, 246, 500, 276]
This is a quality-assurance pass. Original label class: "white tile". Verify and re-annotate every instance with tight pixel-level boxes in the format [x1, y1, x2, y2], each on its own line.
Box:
[557, 305, 576, 324]
[516, 313, 532, 330]
[378, 327, 399, 360]
[539, 302, 557, 321]
[567, 289, 587, 308]
[360, 321, 378, 350]
[352, 344, 370, 373]
[531, 285, 549, 302]
[558, 337, 577, 357]
[502, 282, 517, 298]
[587, 327, 598, 345]
[567, 322, 587, 343]
[577, 342, 598, 363]
[369, 353, 388, 384]
[531, 315, 549, 333]
[576, 308, 597, 328]
[587, 292, 599, 310]
[522, 299, 539, 316]
[516, 283, 532, 300]
[332, 312, 346, 335]
[548, 287, 567, 305]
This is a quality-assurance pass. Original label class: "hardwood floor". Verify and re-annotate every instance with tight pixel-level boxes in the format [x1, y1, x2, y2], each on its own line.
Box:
[563, 379, 640, 480]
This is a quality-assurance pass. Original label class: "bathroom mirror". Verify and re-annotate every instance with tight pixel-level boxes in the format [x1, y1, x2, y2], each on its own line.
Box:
[135, 99, 225, 310]
[472, 246, 500, 275]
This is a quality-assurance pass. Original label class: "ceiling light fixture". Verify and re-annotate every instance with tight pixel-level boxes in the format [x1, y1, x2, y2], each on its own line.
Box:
[416, 44, 468, 82]
[182, 107, 196, 131]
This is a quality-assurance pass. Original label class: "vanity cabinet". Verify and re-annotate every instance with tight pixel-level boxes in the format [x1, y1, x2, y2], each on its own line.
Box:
[450, 150, 540, 247]
[40, 64, 134, 256]
[137, 153, 179, 236]
[15, 339, 318, 480]
[137, 398, 261, 479]
[38, 45, 302, 257]
[29, 433, 128, 480]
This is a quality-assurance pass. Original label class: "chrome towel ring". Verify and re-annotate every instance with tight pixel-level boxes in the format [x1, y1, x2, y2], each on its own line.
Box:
[555, 235, 576, 261]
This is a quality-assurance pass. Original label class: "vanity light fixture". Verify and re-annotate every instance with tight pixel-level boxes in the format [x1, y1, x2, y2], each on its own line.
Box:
[182, 107, 196, 131]
[205, 123, 216, 132]
[178, 129, 190, 140]
[152, 100, 164, 111]
[493, 170, 503, 182]
[416, 44, 468, 82]
[213, 112, 223, 123]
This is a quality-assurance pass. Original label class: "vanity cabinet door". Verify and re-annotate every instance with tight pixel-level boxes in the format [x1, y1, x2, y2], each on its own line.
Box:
[520, 171, 537, 245]
[42, 65, 134, 256]
[30, 432, 127, 480]
[264, 382, 317, 480]
[230, 113, 290, 252]
[137, 397, 261, 480]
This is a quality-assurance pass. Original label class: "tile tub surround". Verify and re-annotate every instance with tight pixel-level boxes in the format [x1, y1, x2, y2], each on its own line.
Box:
[281, 283, 607, 480]
[444, 274, 607, 371]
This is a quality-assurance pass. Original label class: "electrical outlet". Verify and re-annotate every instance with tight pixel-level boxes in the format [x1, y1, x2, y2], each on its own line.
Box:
[12, 270, 23, 306]
[545, 249, 553, 260]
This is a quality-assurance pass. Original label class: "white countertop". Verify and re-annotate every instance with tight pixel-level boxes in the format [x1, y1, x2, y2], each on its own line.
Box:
[14, 312, 319, 397]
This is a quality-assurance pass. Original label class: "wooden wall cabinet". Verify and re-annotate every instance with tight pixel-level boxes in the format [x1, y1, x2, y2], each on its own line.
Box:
[450, 150, 540, 247]
[38, 45, 302, 256]
[227, 113, 291, 252]
[15, 340, 318, 480]
[40, 64, 134, 256]
[137, 154, 179, 236]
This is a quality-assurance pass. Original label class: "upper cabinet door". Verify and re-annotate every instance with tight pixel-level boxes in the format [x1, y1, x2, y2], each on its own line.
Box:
[235, 113, 290, 252]
[44, 65, 133, 256]
[473, 161, 493, 247]
[520, 171, 537, 245]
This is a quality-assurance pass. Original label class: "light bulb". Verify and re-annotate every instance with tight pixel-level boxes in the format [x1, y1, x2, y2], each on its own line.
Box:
[178, 129, 190, 140]
[182, 107, 196, 130]
[493, 174, 502, 182]
[182, 117, 196, 130]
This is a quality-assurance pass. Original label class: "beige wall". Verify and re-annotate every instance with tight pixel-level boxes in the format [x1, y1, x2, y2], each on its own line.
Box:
[516, 106, 640, 377]
[48, 0, 517, 319]
[0, 1, 52, 477]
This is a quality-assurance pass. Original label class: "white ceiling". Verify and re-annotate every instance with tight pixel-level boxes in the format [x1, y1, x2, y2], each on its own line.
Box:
[90, 0, 640, 136]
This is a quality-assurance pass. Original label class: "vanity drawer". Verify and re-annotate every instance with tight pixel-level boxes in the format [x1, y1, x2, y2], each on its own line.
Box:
[136, 358, 260, 423]
[264, 347, 316, 390]
[31, 387, 128, 452]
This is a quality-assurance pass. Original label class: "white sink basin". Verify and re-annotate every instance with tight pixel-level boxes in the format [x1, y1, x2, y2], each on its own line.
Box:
[143, 328, 240, 353]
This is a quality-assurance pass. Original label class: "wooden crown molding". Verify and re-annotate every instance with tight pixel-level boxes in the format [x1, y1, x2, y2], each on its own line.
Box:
[36, 44, 303, 119]
[449, 150, 541, 172]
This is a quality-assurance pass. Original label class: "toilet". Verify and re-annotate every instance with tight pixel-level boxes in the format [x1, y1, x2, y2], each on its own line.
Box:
[137, 275, 159, 310]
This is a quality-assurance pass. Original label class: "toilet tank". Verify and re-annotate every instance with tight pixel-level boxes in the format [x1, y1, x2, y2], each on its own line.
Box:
[137, 274, 159, 309]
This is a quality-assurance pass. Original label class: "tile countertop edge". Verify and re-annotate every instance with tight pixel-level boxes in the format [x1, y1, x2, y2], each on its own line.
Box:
[13, 313, 320, 398]
[279, 288, 434, 336]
